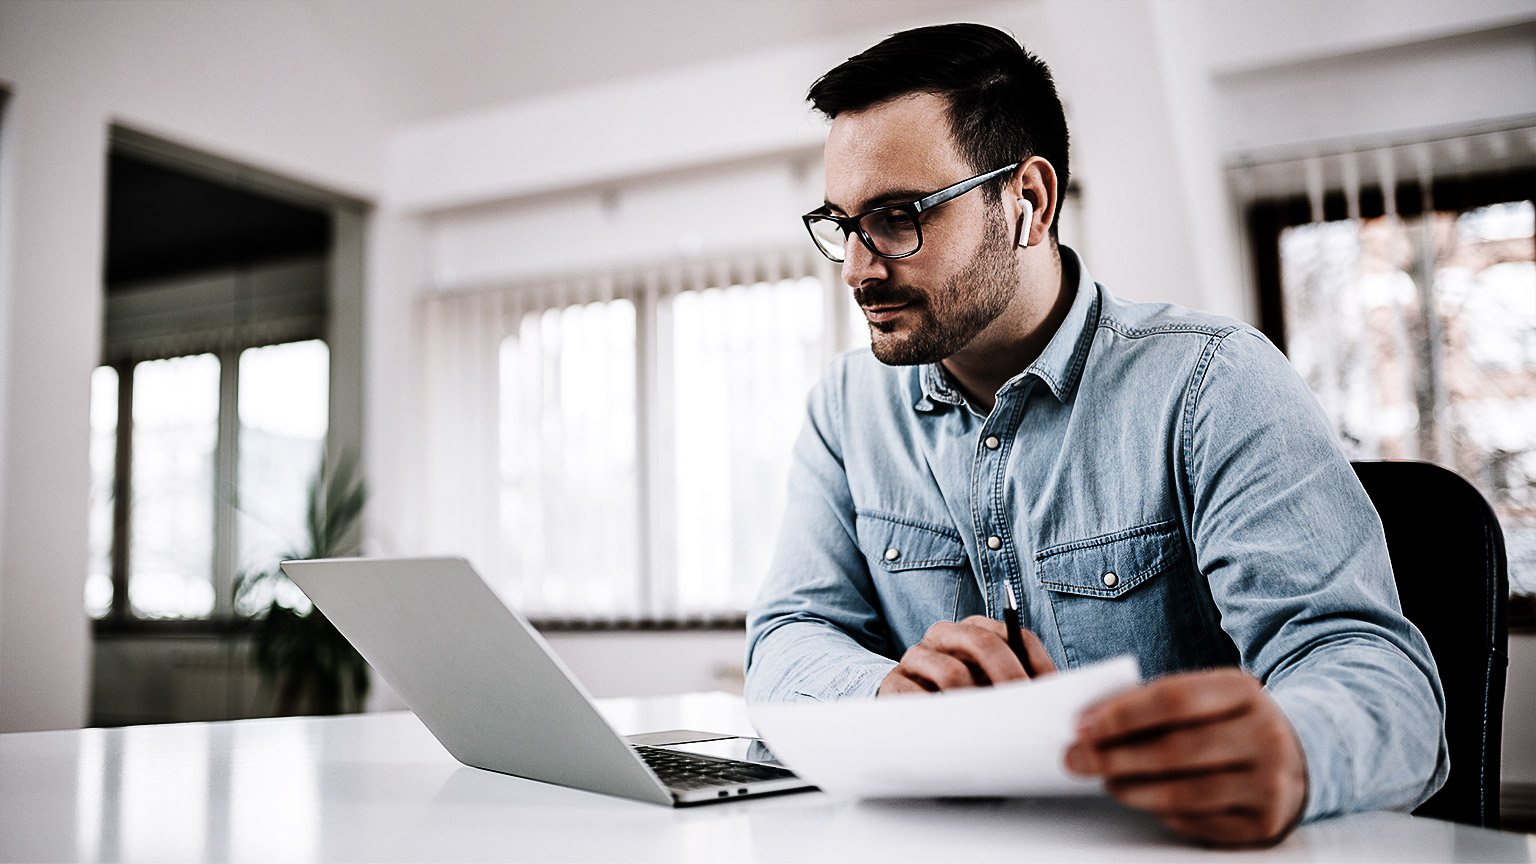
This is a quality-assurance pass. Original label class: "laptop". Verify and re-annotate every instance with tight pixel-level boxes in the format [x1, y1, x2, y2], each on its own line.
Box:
[280, 556, 814, 806]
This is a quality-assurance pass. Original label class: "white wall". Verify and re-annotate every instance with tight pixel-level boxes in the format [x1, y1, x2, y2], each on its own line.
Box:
[0, 0, 387, 732]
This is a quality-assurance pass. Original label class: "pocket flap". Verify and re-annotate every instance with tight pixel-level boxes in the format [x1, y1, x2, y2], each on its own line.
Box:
[855, 511, 965, 572]
[1035, 520, 1182, 598]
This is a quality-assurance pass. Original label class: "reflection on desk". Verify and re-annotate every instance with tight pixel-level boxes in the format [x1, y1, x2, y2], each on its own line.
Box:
[1, 692, 1531, 863]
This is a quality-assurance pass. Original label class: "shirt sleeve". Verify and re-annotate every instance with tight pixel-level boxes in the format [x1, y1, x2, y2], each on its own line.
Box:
[1185, 327, 1449, 822]
[744, 362, 899, 703]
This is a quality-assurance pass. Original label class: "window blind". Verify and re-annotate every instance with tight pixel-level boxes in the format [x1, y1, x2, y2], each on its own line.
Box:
[419, 247, 846, 621]
[102, 257, 328, 365]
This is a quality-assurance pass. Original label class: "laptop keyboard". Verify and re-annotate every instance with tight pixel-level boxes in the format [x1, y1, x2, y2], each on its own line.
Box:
[635, 745, 798, 791]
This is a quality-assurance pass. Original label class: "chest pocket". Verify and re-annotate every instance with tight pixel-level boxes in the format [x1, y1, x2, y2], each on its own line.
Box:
[1035, 520, 1214, 676]
[854, 510, 970, 653]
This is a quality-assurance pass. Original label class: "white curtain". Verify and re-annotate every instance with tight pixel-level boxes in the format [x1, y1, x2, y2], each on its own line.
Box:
[418, 248, 847, 621]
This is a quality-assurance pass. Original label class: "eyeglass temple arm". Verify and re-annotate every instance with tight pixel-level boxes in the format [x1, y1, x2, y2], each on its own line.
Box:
[912, 161, 1023, 214]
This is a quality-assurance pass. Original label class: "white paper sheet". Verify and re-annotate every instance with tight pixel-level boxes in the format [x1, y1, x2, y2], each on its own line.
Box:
[749, 656, 1141, 798]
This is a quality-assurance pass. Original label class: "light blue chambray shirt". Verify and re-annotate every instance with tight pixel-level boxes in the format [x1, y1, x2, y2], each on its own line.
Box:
[745, 248, 1448, 823]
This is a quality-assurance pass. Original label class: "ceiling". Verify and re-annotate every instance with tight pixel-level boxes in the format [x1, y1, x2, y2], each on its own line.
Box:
[303, 0, 986, 127]
[108, 1, 993, 286]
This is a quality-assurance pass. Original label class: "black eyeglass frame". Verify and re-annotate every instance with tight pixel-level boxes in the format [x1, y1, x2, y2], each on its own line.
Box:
[802, 161, 1023, 263]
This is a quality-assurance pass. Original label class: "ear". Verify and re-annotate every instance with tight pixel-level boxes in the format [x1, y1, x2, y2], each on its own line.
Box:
[1008, 157, 1058, 250]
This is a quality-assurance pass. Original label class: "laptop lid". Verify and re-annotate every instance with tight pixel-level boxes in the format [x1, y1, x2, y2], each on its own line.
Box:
[280, 556, 674, 805]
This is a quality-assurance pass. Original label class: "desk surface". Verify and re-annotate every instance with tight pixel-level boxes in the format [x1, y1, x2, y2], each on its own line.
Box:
[2, 692, 1531, 863]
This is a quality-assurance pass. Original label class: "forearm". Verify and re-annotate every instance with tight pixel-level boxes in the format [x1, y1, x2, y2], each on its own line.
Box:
[744, 615, 896, 703]
[1268, 637, 1448, 822]
[747, 362, 899, 703]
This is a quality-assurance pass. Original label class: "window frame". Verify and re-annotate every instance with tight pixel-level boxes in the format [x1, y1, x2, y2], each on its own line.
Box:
[92, 336, 329, 632]
[1244, 167, 1536, 631]
[90, 128, 367, 637]
[1246, 168, 1536, 353]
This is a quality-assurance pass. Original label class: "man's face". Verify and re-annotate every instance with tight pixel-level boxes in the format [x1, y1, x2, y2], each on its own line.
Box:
[822, 93, 1019, 366]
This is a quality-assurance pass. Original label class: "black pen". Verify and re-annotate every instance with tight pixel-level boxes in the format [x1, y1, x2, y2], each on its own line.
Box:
[1002, 580, 1036, 678]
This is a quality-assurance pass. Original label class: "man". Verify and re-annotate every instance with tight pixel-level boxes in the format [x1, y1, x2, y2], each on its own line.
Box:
[744, 23, 1447, 847]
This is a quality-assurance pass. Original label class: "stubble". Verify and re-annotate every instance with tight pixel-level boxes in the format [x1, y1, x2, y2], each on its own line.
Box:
[857, 210, 1019, 366]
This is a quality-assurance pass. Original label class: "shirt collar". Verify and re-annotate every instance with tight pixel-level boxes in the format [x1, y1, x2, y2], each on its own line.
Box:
[915, 245, 1100, 412]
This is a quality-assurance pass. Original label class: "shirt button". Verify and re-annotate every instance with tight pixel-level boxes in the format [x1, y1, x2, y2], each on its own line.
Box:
[884, 548, 900, 561]
[986, 536, 1003, 550]
[984, 436, 1001, 450]
[1102, 572, 1119, 588]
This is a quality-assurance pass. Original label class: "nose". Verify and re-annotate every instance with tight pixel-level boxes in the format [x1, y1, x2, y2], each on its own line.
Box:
[840, 234, 890, 289]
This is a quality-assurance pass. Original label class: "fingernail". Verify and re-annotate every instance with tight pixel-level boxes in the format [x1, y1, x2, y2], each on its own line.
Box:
[1064, 745, 1086, 774]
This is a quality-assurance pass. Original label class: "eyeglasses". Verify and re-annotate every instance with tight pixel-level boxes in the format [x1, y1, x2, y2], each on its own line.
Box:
[802, 162, 1021, 263]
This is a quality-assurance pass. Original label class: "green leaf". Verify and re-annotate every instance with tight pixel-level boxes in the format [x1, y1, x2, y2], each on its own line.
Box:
[245, 446, 372, 715]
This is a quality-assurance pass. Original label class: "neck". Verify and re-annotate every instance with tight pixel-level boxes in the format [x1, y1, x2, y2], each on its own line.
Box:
[940, 244, 1076, 414]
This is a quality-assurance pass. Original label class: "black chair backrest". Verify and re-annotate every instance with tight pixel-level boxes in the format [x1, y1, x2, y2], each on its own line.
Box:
[1351, 460, 1509, 828]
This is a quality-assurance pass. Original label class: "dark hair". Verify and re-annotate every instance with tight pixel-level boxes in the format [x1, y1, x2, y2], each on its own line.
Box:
[808, 23, 1069, 232]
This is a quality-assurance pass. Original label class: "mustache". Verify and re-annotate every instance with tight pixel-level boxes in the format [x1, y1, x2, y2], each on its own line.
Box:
[853, 283, 925, 308]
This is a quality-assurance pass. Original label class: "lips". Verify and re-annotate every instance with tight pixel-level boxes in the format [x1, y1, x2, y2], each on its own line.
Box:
[862, 302, 912, 323]
[855, 284, 923, 326]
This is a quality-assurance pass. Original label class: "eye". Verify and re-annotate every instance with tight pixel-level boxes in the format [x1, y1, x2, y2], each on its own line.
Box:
[865, 209, 918, 238]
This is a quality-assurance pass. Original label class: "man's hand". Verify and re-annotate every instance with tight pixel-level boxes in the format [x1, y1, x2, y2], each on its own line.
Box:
[1065, 668, 1307, 847]
[878, 616, 1055, 696]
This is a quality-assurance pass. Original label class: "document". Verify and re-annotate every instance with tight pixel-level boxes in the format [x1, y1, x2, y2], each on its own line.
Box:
[749, 656, 1140, 798]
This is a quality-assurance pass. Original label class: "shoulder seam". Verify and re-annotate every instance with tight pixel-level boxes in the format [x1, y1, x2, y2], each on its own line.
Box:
[1180, 326, 1245, 494]
[1098, 317, 1237, 340]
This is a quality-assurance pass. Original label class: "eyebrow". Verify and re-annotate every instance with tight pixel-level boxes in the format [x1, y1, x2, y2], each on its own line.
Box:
[822, 188, 931, 215]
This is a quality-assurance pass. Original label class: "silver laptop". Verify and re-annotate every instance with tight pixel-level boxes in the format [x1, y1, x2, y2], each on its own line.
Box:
[280, 556, 813, 806]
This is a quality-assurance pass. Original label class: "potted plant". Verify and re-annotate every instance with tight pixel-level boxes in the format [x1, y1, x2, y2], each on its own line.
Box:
[235, 451, 370, 715]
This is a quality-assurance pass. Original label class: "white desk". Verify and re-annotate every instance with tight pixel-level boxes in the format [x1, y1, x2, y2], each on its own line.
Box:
[2, 692, 1531, 863]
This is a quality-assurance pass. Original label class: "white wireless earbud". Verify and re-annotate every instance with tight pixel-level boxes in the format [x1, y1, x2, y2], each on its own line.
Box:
[1016, 199, 1034, 248]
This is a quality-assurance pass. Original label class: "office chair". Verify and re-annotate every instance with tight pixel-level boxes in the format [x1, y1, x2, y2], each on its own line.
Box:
[1351, 459, 1509, 828]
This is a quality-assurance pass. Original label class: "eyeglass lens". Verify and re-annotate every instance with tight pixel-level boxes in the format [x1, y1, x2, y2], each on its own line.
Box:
[808, 209, 920, 263]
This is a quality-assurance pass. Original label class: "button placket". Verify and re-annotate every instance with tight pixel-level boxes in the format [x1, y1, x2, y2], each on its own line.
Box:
[971, 400, 1024, 620]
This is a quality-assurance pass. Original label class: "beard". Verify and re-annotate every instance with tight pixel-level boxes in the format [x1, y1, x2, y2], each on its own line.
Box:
[855, 210, 1019, 366]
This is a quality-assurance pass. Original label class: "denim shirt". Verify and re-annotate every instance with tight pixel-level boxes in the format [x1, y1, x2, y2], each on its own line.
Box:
[745, 248, 1447, 822]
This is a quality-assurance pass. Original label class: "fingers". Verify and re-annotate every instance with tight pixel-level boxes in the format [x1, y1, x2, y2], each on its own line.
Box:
[1162, 812, 1293, 848]
[877, 666, 940, 696]
[1066, 709, 1269, 777]
[1103, 764, 1271, 815]
[1017, 627, 1057, 677]
[877, 618, 1050, 696]
[1076, 668, 1259, 744]
[884, 644, 987, 693]
[928, 618, 1031, 685]
[1065, 669, 1308, 848]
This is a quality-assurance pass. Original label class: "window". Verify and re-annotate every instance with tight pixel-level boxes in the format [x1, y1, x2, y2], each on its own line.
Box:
[86, 366, 120, 618]
[91, 133, 338, 624]
[499, 298, 641, 615]
[127, 353, 221, 618]
[234, 340, 332, 614]
[667, 278, 828, 613]
[424, 253, 852, 622]
[88, 341, 330, 621]
[1247, 152, 1536, 602]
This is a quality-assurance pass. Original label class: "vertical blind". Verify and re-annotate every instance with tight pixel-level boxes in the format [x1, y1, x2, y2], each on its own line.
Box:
[420, 248, 848, 621]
